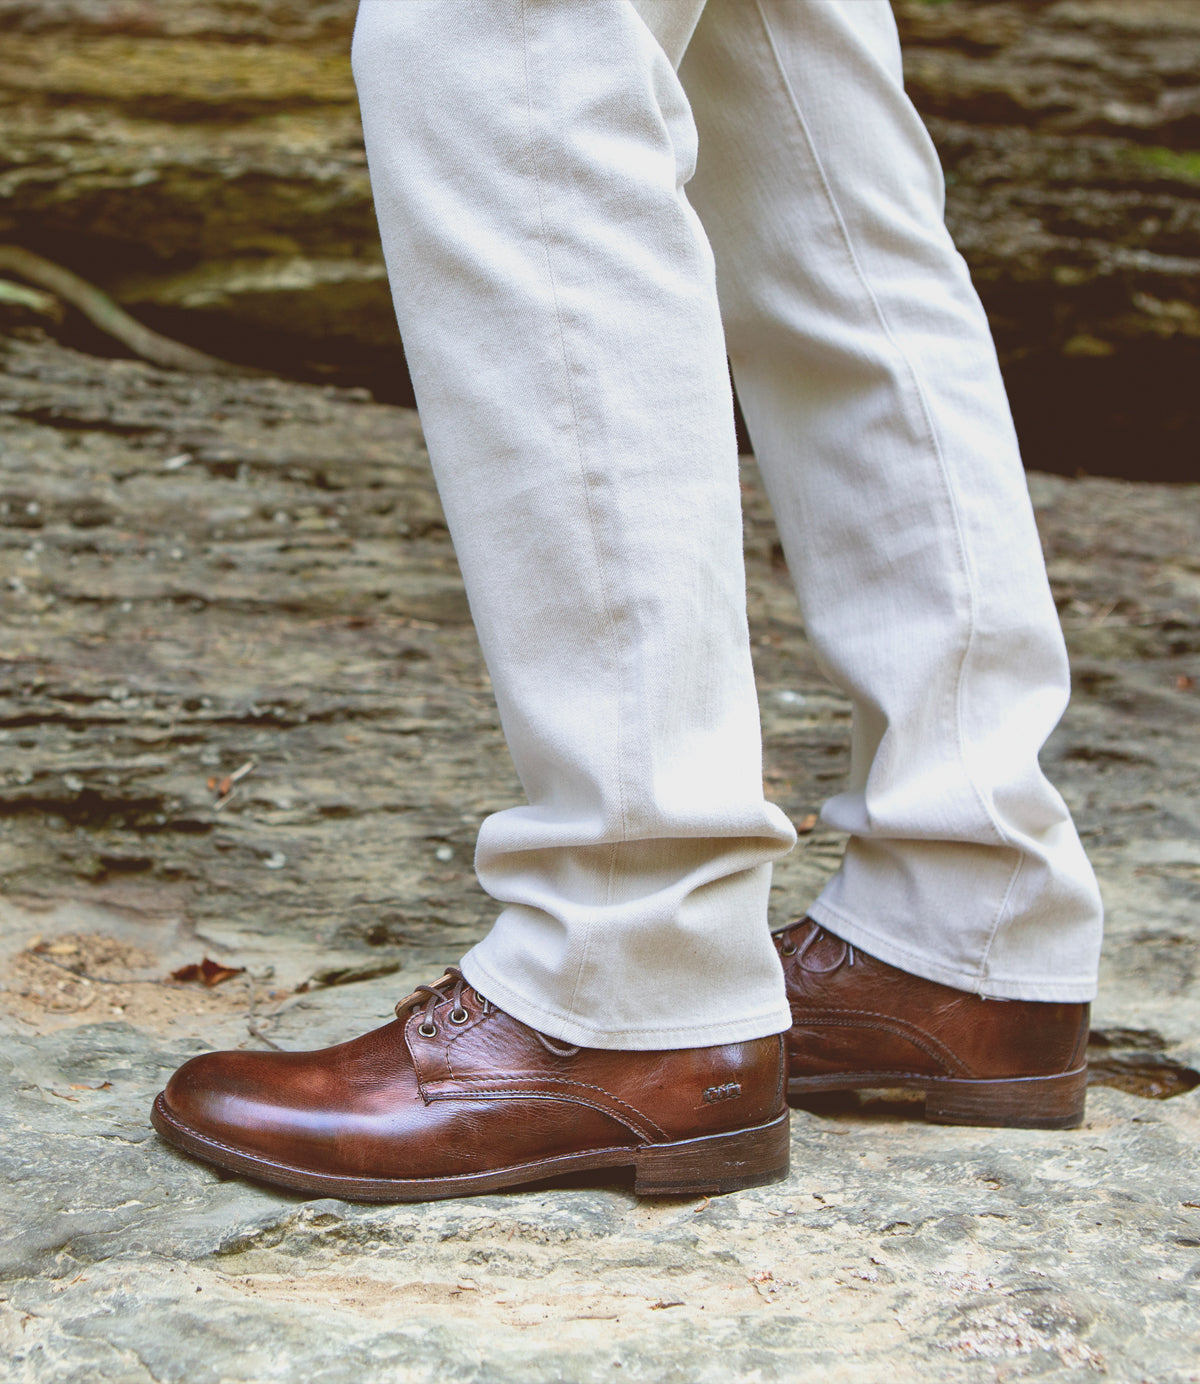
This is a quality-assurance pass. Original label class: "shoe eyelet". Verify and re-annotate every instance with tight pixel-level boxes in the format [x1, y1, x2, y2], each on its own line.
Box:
[418, 1021, 438, 1038]
[449, 1007, 470, 1025]
[779, 939, 797, 957]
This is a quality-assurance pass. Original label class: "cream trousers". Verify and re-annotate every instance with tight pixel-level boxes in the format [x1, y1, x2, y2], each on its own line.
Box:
[351, 0, 1104, 1049]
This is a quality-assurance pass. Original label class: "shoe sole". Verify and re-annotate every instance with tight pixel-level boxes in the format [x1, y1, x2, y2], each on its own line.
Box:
[151, 1094, 791, 1201]
[787, 1064, 1088, 1129]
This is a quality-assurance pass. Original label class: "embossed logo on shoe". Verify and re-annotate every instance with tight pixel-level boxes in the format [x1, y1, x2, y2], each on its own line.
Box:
[702, 1081, 742, 1104]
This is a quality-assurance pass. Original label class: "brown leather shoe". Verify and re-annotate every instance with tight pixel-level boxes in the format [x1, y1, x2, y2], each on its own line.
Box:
[151, 968, 790, 1200]
[774, 919, 1089, 1129]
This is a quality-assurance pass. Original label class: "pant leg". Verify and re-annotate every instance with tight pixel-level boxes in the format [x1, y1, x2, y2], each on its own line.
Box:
[351, 0, 795, 1049]
[680, 0, 1103, 1001]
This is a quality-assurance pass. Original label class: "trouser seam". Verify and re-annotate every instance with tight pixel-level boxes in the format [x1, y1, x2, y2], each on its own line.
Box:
[973, 847, 1026, 987]
[518, 0, 626, 1022]
[751, 0, 1013, 863]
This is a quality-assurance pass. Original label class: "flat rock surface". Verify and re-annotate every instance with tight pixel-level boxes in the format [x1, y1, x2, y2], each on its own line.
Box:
[2, 338, 1199, 1382]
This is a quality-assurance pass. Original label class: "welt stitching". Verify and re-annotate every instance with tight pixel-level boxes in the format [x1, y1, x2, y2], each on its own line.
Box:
[428, 1072, 668, 1141]
[789, 1007, 973, 1075]
[427, 1087, 656, 1141]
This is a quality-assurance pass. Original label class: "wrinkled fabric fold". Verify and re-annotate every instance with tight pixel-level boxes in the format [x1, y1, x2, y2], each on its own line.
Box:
[351, 0, 1102, 1048]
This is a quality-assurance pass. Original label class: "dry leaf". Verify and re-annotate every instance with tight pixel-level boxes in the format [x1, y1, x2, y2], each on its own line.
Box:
[797, 813, 819, 834]
[170, 957, 245, 987]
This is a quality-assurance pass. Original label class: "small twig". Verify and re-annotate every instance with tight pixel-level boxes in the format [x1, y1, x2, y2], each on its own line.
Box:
[24, 952, 155, 987]
[210, 759, 256, 809]
[0, 276, 60, 319]
[246, 1023, 283, 1050]
[245, 974, 283, 1051]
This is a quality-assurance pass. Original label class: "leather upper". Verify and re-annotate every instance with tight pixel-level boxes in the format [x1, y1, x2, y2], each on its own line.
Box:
[162, 979, 786, 1180]
[775, 919, 1090, 1081]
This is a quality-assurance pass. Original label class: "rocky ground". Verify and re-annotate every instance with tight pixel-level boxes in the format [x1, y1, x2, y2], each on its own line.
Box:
[1, 0, 1199, 1376]
[1, 336, 1198, 1382]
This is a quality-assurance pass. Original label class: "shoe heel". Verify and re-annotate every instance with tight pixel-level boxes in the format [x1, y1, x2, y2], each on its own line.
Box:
[924, 1066, 1088, 1129]
[633, 1110, 790, 1196]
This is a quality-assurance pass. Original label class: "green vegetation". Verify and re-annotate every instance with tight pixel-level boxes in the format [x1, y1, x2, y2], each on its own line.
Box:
[1131, 146, 1200, 182]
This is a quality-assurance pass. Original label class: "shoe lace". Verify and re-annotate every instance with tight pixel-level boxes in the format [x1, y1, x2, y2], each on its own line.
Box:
[395, 967, 581, 1056]
[777, 921, 855, 972]
[396, 966, 483, 1037]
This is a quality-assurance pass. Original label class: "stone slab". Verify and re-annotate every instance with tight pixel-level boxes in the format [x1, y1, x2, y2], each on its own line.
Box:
[1, 338, 1198, 1381]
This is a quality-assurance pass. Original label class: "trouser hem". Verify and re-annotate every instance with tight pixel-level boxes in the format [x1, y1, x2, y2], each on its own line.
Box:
[805, 899, 1099, 1004]
[459, 950, 792, 1052]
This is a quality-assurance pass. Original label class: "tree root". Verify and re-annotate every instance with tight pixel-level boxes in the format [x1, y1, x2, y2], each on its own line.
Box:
[0, 244, 264, 377]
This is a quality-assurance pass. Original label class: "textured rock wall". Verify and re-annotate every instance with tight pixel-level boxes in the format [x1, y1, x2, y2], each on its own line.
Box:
[895, 0, 1200, 480]
[0, 0, 388, 387]
[1, 0, 1198, 476]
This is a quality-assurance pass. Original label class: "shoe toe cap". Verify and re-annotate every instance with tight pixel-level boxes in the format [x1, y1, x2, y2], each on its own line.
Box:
[159, 1048, 284, 1149]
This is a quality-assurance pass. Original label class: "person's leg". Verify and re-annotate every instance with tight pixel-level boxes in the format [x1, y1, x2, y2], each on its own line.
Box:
[681, 0, 1103, 1003]
[345, 0, 795, 1051]
[150, 0, 800, 1201]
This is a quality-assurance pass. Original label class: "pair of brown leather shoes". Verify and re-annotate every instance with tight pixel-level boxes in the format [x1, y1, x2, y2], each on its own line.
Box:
[152, 920, 1089, 1202]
